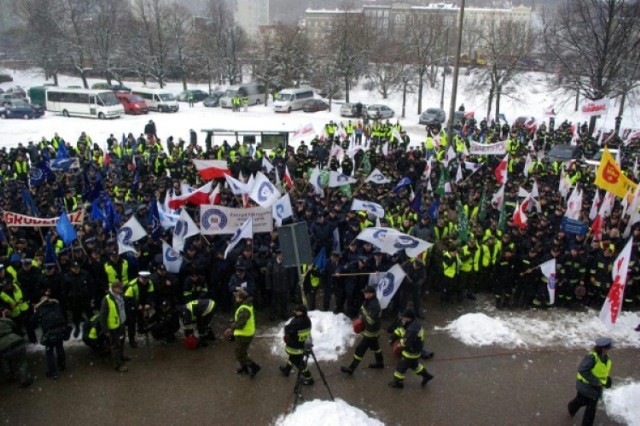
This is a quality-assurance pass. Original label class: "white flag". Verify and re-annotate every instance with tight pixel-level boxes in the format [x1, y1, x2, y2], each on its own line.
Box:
[351, 199, 385, 218]
[455, 164, 463, 183]
[491, 185, 505, 210]
[559, 169, 572, 198]
[261, 157, 274, 173]
[382, 141, 388, 156]
[565, 187, 583, 220]
[162, 241, 183, 273]
[309, 166, 324, 196]
[589, 190, 601, 221]
[249, 171, 281, 209]
[224, 217, 253, 259]
[158, 201, 179, 229]
[444, 145, 456, 167]
[366, 168, 391, 184]
[531, 181, 539, 199]
[599, 238, 633, 326]
[375, 264, 407, 309]
[172, 209, 200, 252]
[381, 231, 433, 257]
[225, 174, 250, 195]
[539, 258, 557, 305]
[272, 193, 293, 226]
[117, 216, 147, 254]
[524, 154, 533, 178]
[328, 171, 357, 188]
[356, 227, 401, 248]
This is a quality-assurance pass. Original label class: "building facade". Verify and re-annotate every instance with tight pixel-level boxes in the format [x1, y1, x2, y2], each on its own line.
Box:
[237, 0, 270, 40]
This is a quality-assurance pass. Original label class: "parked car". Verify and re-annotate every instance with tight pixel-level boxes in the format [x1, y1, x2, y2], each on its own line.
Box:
[0, 94, 20, 106]
[176, 89, 209, 103]
[584, 148, 620, 167]
[302, 99, 329, 113]
[203, 91, 224, 107]
[547, 144, 582, 163]
[0, 74, 13, 84]
[116, 92, 149, 115]
[91, 82, 131, 93]
[367, 104, 394, 120]
[340, 102, 366, 117]
[419, 108, 446, 125]
[4, 86, 26, 98]
[0, 99, 44, 119]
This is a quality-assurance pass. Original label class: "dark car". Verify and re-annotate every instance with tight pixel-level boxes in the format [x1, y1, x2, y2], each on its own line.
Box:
[547, 144, 582, 163]
[302, 99, 329, 113]
[419, 107, 446, 125]
[177, 89, 209, 103]
[203, 91, 224, 107]
[91, 82, 131, 93]
[0, 99, 44, 119]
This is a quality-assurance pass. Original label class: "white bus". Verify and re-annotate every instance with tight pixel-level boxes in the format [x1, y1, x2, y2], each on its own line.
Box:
[273, 88, 314, 113]
[46, 88, 124, 119]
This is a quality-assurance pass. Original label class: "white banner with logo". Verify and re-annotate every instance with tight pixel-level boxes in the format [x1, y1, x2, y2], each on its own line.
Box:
[469, 140, 507, 155]
[581, 98, 611, 117]
[199, 205, 273, 235]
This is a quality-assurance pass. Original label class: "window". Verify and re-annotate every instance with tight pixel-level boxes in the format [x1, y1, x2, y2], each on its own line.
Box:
[395, 15, 406, 25]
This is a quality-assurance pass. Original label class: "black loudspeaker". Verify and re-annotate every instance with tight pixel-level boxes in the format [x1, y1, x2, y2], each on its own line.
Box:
[278, 222, 313, 268]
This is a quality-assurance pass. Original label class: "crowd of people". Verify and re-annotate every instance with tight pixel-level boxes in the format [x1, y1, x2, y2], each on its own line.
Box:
[1, 112, 639, 390]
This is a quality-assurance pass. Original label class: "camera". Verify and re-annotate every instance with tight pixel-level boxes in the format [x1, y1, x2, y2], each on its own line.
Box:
[303, 336, 314, 353]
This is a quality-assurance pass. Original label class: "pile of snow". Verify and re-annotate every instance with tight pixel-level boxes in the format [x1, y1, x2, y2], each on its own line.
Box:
[270, 311, 356, 362]
[604, 381, 640, 426]
[438, 310, 640, 349]
[274, 398, 384, 426]
[27, 335, 87, 353]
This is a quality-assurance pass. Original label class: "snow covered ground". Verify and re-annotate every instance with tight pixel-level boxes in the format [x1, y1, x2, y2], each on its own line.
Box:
[2, 67, 639, 149]
[269, 311, 356, 362]
[604, 381, 640, 426]
[274, 398, 384, 426]
[436, 309, 640, 349]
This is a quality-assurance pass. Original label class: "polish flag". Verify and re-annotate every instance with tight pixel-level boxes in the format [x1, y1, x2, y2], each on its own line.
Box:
[494, 154, 509, 185]
[491, 184, 505, 210]
[284, 166, 294, 188]
[512, 198, 529, 229]
[209, 183, 222, 205]
[168, 181, 212, 210]
[192, 159, 231, 180]
[589, 190, 601, 221]
[600, 238, 633, 326]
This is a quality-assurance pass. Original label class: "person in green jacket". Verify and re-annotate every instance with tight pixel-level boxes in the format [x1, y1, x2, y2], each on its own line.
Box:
[0, 316, 33, 388]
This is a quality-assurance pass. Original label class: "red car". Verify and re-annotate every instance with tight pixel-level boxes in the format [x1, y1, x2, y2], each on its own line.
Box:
[302, 99, 329, 113]
[116, 93, 149, 115]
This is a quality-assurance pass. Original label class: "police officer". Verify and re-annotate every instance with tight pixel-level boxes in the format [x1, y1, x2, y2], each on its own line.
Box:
[568, 337, 613, 425]
[340, 285, 383, 375]
[179, 298, 216, 347]
[388, 308, 434, 389]
[99, 281, 129, 373]
[224, 290, 261, 378]
[279, 304, 314, 385]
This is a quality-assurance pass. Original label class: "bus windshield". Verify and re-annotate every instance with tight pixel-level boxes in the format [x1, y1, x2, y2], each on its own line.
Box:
[225, 89, 237, 98]
[277, 94, 293, 101]
[98, 92, 121, 106]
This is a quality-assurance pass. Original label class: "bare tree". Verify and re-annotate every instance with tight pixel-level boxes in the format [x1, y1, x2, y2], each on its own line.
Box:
[17, 0, 66, 85]
[366, 28, 406, 100]
[59, 0, 94, 88]
[472, 18, 531, 121]
[403, 12, 446, 115]
[543, 0, 640, 132]
[131, 0, 172, 88]
[167, 3, 195, 90]
[85, 0, 128, 85]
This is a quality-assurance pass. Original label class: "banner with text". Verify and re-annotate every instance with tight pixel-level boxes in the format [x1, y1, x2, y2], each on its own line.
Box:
[581, 98, 611, 118]
[3, 210, 85, 227]
[469, 140, 507, 156]
[199, 205, 273, 235]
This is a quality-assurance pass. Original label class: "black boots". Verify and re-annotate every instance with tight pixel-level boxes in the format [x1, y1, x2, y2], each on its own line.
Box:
[368, 353, 384, 369]
[420, 370, 434, 387]
[340, 359, 359, 375]
[236, 365, 249, 374]
[249, 362, 261, 378]
[388, 379, 404, 389]
[279, 364, 291, 377]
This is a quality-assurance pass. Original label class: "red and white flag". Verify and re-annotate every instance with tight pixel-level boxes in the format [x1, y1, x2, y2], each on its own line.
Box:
[512, 198, 529, 229]
[543, 105, 557, 116]
[599, 238, 633, 326]
[491, 184, 505, 210]
[293, 123, 315, 139]
[283, 166, 294, 188]
[192, 159, 231, 180]
[168, 181, 212, 210]
[565, 186, 582, 220]
[589, 190, 601, 221]
[423, 158, 433, 178]
[209, 183, 222, 205]
[494, 154, 509, 185]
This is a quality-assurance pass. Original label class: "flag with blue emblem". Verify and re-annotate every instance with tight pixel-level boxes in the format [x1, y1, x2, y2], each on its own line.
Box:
[117, 216, 147, 255]
[147, 199, 162, 241]
[56, 211, 77, 245]
[351, 198, 385, 218]
[309, 166, 324, 196]
[52, 142, 74, 171]
[381, 231, 433, 258]
[272, 193, 293, 227]
[172, 209, 200, 252]
[313, 247, 327, 271]
[29, 161, 52, 187]
[328, 171, 357, 188]
[392, 176, 412, 193]
[249, 171, 280, 209]
[162, 241, 183, 273]
[224, 217, 253, 259]
[365, 168, 391, 184]
[372, 264, 407, 309]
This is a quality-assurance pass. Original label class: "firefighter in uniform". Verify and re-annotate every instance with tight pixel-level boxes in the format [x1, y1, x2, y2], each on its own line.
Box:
[568, 337, 613, 426]
[279, 304, 314, 385]
[224, 289, 261, 378]
[388, 308, 434, 389]
[340, 286, 383, 375]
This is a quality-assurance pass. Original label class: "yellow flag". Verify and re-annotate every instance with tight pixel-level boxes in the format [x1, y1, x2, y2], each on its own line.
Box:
[594, 148, 637, 198]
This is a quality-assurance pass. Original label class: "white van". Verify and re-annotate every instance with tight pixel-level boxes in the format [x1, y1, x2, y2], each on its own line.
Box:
[131, 87, 179, 113]
[273, 88, 314, 113]
[219, 82, 266, 108]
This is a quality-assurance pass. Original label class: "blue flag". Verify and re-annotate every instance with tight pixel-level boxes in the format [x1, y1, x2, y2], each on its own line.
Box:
[147, 199, 161, 241]
[56, 211, 77, 245]
[45, 232, 57, 264]
[313, 247, 327, 271]
[427, 197, 440, 221]
[410, 190, 422, 216]
[52, 142, 74, 170]
[104, 195, 120, 233]
[392, 177, 412, 193]
[21, 188, 39, 216]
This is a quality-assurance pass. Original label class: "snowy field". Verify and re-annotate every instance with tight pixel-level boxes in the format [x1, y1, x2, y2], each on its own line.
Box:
[2, 67, 640, 149]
